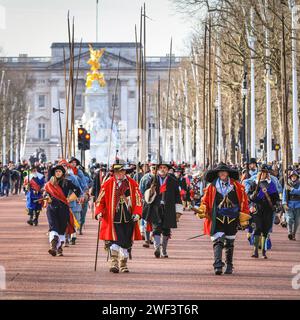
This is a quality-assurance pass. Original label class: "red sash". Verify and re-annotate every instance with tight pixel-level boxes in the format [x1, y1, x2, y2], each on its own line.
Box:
[159, 176, 168, 194]
[45, 182, 69, 206]
[30, 178, 41, 192]
[45, 181, 78, 235]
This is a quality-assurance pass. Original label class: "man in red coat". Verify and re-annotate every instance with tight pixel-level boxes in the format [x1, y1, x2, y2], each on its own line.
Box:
[95, 160, 143, 273]
[196, 164, 250, 275]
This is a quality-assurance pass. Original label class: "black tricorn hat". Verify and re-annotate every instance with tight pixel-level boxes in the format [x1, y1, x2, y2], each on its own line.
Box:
[50, 165, 66, 177]
[205, 164, 239, 183]
[69, 157, 81, 166]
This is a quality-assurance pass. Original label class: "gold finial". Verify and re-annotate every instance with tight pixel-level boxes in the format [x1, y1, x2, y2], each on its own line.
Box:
[86, 44, 106, 88]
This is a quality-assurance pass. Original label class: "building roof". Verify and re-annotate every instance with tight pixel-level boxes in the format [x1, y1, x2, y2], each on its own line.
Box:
[51, 42, 142, 48]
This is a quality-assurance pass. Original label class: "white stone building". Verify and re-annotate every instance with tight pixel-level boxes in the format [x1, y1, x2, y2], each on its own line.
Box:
[2, 42, 181, 162]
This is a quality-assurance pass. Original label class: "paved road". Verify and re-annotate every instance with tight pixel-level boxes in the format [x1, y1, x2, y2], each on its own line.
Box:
[0, 195, 299, 300]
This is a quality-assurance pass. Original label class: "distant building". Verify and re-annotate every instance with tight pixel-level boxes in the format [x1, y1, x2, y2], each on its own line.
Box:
[1, 42, 182, 162]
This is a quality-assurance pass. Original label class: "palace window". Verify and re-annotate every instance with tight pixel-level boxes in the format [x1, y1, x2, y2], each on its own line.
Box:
[38, 95, 46, 108]
[129, 90, 135, 99]
[75, 94, 82, 108]
[38, 123, 46, 140]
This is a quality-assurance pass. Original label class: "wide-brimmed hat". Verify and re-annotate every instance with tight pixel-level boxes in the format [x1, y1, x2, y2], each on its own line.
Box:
[59, 159, 71, 168]
[50, 165, 66, 177]
[149, 162, 158, 167]
[158, 161, 172, 169]
[249, 158, 257, 165]
[259, 164, 271, 173]
[289, 170, 299, 179]
[69, 157, 81, 166]
[111, 159, 130, 172]
[205, 164, 239, 183]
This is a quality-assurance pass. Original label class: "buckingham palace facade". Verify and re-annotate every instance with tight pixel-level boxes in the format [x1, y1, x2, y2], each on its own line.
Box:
[1, 42, 181, 162]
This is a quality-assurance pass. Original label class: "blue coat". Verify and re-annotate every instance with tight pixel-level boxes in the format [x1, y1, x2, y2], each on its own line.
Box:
[66, 173, 83, 212]
[26, 175, 45, 210]
[282, 181, 300, 209]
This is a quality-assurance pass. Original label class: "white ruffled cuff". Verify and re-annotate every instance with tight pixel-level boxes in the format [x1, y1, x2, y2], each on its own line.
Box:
[176, 204, 183, 212]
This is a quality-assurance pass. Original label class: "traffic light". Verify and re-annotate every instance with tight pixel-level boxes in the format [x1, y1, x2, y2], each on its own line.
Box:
[84, 133, 91, 150]
[78, 127, 87, 150]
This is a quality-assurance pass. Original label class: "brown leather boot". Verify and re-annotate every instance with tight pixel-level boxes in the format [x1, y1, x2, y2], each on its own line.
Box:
[109, 250, 119, 273]
[57, 242, 64, 256]
[48, 236, 59, 256]
[119, 258, 129, 273]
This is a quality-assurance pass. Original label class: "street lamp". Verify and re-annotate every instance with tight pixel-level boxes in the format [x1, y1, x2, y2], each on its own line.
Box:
[241, 67, 248, 164]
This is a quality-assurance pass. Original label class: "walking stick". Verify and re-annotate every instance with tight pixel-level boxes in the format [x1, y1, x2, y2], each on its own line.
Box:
[94, 220, 101, 272]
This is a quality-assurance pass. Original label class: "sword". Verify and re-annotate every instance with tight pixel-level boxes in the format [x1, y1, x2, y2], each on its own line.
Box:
[186, 234, 206, 240]
[33, 196, 50, 203]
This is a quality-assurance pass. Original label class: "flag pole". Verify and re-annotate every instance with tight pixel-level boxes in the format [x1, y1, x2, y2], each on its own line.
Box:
[96, 0, 99, 42]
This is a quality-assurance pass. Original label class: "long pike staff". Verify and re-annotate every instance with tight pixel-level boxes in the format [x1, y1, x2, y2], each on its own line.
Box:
[202, 22, 208, 169]
[157, 76, 161, 162]
[107, 53, 121, 169]
[281, 7, 290, 186]
[164, 38, 173, 159]
[72, 38, 83, 156]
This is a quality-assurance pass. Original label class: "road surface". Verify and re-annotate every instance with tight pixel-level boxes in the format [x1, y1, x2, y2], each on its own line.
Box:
[0, 195, 299, 300]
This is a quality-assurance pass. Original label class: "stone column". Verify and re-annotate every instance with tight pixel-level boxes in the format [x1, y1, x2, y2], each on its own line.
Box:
[49, 79, 60, 143]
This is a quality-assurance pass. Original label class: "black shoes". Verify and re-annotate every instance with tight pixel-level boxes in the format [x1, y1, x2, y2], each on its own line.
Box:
[154, 247, 161, 258]
[215, 268, 223, 275]
[224, 264, 233, 274]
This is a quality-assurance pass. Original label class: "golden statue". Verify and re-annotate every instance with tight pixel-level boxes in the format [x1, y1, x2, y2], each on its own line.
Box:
[86, 44, 106, 88]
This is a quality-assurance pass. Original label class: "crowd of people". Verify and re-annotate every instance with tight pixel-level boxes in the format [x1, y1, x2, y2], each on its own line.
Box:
[1, 156, 300, 276]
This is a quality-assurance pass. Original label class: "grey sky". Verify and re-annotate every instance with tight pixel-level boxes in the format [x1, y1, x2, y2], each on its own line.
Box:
[0, 0, 193, 58]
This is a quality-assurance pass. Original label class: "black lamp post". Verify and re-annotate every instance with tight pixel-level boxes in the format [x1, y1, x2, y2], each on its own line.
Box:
[241, 67, 248, 164]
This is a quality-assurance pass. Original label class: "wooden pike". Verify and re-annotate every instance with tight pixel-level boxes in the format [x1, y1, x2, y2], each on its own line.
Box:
[202, 22, 208, 169]
[281, 8, 290, 186]
[107, 53, 121, 168]
[208, 17, 213, 168]
[164, 38, 173, 159]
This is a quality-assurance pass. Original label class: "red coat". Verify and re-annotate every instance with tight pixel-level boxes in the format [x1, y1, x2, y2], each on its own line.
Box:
[201, 179, 249, 236]
[95, 176, 143, 241]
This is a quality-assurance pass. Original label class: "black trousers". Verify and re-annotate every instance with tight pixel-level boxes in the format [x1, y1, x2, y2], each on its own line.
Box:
[214, 215, 238, 237]
[252, 205, 273, 237]
[113, 221, 134, 249]
[46, 203, 69, 235]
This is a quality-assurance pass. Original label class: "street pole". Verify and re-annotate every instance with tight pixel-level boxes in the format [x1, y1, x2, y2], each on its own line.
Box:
[2, 80, 10, 165]
[265, 0, 273, 163]
[249, 7, 256, 158]
[10, 99, 16, 162]
[242, 67, 248, 164]
[216, 44, 223, 163]
[290, 0, 299, 163]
